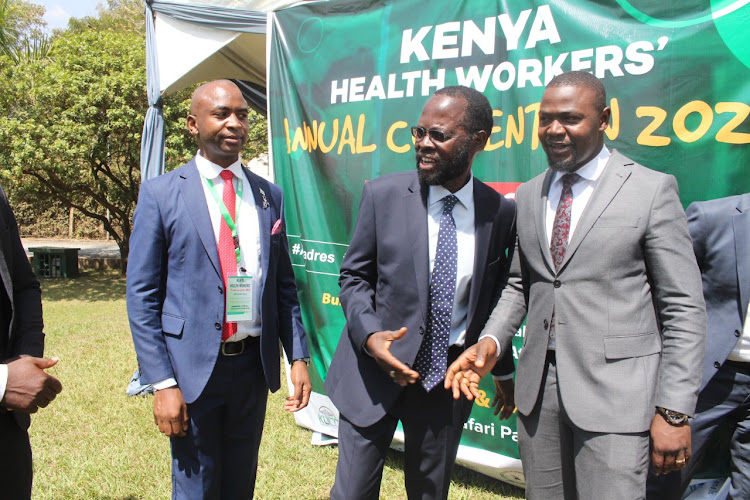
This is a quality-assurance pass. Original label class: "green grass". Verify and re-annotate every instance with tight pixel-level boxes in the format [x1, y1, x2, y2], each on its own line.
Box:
[29, 271, 524, 499]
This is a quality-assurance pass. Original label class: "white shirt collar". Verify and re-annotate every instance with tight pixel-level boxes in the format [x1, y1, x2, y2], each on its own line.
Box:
[195, 150, 244, 180]
[428, 173, 474, 209]
[551, 145, 610, 186]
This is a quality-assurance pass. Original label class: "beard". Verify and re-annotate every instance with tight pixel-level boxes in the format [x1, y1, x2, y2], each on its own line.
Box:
[545, 143, 579, 173]
[416, 140, 472, 186]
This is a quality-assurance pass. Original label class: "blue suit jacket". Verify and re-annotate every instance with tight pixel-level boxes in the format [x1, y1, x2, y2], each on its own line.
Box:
[687, 193, 750, 390]
[325, 171, 517, 428]
[127, 159, 308, 404]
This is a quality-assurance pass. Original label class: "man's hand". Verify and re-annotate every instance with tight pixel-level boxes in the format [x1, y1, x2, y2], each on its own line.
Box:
[153, 387, 188, 437]
[650, 413, 691, 475]
[2, 356, 62, 412]
[444, 337, 498, 400]
[366, 327, 419, 387]
[491, 378, 516, 420]
[285, 360, 311, 412]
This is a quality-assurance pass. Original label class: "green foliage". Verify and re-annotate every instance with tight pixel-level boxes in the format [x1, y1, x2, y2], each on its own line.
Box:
[0, 0, 51, 63]
[0, 0, 269, 267]
[0, 0, 196, 265]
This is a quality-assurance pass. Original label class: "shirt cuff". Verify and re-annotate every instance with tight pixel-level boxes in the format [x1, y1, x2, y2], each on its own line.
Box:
[152, 378, 177, 391]
[0, 364, 7, 402]
[478, 334, 502, 358]
[493, 373, 514, 381]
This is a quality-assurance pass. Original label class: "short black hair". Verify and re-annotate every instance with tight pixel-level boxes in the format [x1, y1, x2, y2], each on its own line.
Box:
[434, 85, 493, 137]
[547, 71, 607, 111]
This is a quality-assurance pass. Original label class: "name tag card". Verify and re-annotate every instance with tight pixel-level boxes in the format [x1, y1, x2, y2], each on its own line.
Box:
[226, 276, 254, 322]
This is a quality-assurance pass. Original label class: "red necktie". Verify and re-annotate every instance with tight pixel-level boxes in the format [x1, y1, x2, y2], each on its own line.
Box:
[218, 169, 238, 341]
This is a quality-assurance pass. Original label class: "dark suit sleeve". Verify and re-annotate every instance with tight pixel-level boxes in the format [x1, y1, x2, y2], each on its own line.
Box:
[274, 191, 309, 362]
[126, 181, 174, 383]
[0, 186, 43, 358]
[338, 182, 384, 352]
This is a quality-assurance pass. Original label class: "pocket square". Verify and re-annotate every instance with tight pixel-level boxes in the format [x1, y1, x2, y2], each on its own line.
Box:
[271, 219, 283, 235]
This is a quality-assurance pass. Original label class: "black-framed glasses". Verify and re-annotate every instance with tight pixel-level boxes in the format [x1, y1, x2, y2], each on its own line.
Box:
[411, 126, 451, 143]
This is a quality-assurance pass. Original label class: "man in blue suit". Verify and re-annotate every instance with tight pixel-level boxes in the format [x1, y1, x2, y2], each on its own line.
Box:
[127, 80, 311, 499]
[648, 193, 750, 499]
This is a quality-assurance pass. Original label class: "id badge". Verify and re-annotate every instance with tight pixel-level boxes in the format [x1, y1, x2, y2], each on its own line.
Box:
[226, 275, 254, 322]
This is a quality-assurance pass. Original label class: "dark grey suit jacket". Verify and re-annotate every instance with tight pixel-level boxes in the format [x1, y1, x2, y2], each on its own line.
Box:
[325, 171, 517, 428]
[686, 193, 750, 390]
[482, 150, 706, 433]
[0, 185, 44, 430]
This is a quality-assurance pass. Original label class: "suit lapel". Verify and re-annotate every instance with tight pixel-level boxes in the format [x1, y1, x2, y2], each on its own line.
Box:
[561, 151, 632, 270]
[536, 170, 556, 273]
[734, 193, 750, 320]
[244, 167, 271, 291]
[406, 178, 430, 325]
[178, 161, 221, 278]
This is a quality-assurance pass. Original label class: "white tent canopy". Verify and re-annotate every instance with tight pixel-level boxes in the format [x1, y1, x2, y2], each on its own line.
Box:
[141, 0, 306, 179]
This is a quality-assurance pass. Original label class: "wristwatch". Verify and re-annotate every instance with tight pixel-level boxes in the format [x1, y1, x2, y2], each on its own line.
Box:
[656, 406, 689, 426]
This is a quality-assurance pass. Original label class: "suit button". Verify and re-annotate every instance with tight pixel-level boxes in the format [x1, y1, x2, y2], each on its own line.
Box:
[215, 322, 222, 330]
[554, 280, 561, 288]
[218, 286, 223, 294]
[419, 326, 425, 335]
[543, 319, 549, 330]
[714, 361, 721, 369]
[736, 330, 741, 337]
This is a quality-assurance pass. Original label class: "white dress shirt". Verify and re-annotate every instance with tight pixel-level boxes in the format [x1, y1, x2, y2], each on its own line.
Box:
[727, 301, 750, 363]
[427, 177, 475, 347]
[545, 145, 611, 247]
[153, 152, 263, 391]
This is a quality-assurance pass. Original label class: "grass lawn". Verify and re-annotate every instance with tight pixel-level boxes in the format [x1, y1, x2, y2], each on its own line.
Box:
[29, 270, 524, 499]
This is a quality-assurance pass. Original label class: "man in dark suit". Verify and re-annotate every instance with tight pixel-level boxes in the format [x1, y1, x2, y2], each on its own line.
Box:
[127, 80, 311, 499]
[647, 193, 750, 500]
[446, 71, 706, 499]
[0, 184, 62, 499]
[325, 86, 517, 499]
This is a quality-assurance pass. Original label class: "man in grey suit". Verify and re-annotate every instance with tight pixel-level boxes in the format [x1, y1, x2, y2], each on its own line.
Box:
[0, 184, 62, 499]
[446, 71, 706, 499]
[325, 86, 517, 499]
[647, 193, 750, 500]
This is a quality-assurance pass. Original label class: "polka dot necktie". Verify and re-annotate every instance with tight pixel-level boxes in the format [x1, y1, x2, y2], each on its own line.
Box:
[548, 173, 580, 345]
[414, 194, 458, 391]
[218, 169, 238, 341]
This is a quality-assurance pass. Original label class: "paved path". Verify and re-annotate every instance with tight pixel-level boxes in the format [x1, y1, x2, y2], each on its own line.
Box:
[21, 238, 121, 259]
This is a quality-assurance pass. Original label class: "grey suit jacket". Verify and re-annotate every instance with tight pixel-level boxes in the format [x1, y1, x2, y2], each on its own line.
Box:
[686, 193, 750, 390]
[325, 171, 517, 428]
[482, 150, 706, 433]
[0, 185, 44, 430]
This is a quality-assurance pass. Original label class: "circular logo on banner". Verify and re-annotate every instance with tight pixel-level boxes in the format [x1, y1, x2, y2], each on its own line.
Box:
[297, 17, 324, 54]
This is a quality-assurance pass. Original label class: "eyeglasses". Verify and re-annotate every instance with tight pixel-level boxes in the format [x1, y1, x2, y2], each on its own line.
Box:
[411, 126, 451, 143]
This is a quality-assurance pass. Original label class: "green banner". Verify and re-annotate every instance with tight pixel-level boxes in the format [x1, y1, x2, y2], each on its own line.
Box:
[268, 0, 750, 483]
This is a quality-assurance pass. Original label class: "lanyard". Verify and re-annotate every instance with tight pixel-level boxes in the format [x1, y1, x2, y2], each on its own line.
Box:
[203, 173, 243, 264]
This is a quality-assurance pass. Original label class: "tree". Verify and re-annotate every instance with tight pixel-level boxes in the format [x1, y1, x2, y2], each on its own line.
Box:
[0, 0, 52, 64]
[0, 26, 193, 271]
[0, 0, 270, 271]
